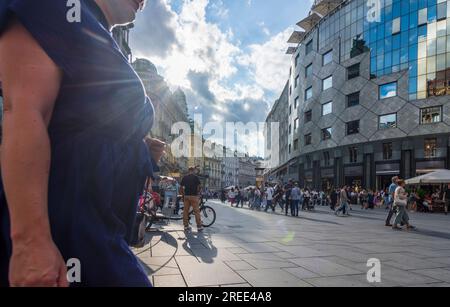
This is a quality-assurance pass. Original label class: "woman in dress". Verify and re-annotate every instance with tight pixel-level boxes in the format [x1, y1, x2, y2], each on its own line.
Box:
[0, 0, 165, 287]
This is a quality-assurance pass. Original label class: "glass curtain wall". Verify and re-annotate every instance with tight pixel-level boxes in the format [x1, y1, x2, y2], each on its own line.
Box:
[317, 0, 450, 100]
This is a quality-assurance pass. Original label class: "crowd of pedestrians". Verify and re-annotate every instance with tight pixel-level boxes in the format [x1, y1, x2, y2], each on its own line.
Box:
[218, 175, 450, 232]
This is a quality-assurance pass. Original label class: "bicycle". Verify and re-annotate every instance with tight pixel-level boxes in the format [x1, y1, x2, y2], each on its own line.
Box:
[141, 194, 216, 231]
[172, 196, 217, 228]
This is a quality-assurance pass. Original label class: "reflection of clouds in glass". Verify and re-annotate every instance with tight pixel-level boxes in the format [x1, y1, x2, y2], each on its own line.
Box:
[380, 82, 397, 99]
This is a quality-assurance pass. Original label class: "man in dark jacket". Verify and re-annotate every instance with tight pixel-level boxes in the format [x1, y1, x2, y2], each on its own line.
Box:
[284, 180, 293, 216]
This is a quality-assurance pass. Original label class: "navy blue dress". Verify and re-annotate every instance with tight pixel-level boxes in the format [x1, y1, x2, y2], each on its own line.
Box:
[0, 0, 155, 287]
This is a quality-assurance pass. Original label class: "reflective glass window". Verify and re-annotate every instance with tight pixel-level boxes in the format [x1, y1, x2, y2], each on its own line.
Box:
[323, 50, 333, 65]
[322, 128, 332, 141]
[380, 82, 397, 99]
[420, 106, 442, 124]
[322, 101, 332, 116]
[392, 17, 401, 34]
[347, 92, 360, 107]
[305, 87, 313, 100]
[323, 76, 333, 90]
[346, 120, 360, 135]
[379, 113, 397, 129]
[418, 8, 427, 25]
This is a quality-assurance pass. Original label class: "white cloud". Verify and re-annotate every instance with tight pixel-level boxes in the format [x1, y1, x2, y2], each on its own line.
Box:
[237, 27, 293, 93]
[131, 0, 292, 129]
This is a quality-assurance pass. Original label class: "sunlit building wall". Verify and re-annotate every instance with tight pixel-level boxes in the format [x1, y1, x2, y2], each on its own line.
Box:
[283, 0, 450, 190]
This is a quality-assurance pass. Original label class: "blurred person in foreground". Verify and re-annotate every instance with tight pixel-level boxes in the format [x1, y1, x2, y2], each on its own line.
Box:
[0, 0, 166, 287]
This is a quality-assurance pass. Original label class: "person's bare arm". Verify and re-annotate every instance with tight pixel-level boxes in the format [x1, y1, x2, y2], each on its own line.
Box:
[0, 19, 68, 287]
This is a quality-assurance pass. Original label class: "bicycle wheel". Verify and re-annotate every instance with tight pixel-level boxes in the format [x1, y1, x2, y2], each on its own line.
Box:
[200, 206, 216, 228]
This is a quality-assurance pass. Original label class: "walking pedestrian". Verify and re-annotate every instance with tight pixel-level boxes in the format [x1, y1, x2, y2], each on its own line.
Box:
[180, 168, 204, 233]
[385, 176, 399, 227]
[335, 186, 350, 216]
[264, 184, 275, 213]
[290, 183, 301, 217]
[228, 188, 236, 207]
[330, 188, 339, 211]
[284, 180, 293, 216]
[303, 189, 311, 211]
[444, 185, 450, 215]
[392, 180, 415, 231]
[273, 184, 284, 212]
[235, 187, 241, 208]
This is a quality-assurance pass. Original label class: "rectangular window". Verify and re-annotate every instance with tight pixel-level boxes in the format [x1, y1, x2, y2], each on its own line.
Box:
[295, 54, 300, 67]
[323, 50, 333, 65]
[322, 101, 332, 116]
[294, 97, 299, 109]
[322, 127, 332, 140]
[305, 87, 313, 100]
[346, 120, 360, 135]
[305, 64, 313, 78]
[289, 124, 292, 135]
[379, 113, 397, 129]
[418, 8, 427, 25]
[323, 76, 333, 90]
[295, 75, 300, 88]
[289, 105, 292, 115]
[383, 143, 393, 160]
[392, 17, 401, 34]
[294, 139, 299, 151]
[437, 1, 446, 21]
[424, 138, 437, 158]
[349, 147, 358, 163]
[323, 151, 331, 167]
[379, 82, 397, 99]
[294, 118, 299, 131]
[420, 106, 442, 124]
[305, 134, 312, 146]
[306, 40, 313, 55]
[347, 92, 360, 107]
[289, 144, 292, 154]
[305, 110, 312, 123]
[347, 63, 360, 79]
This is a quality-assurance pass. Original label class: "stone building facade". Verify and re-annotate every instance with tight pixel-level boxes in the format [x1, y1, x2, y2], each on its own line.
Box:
[270, 0, 450, 191]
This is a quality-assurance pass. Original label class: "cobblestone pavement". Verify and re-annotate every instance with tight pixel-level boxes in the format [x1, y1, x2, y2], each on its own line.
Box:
[133, 200, 450, 287]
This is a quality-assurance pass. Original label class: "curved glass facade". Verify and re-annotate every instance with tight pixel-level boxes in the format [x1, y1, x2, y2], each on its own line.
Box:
[316, 0, 450, 100]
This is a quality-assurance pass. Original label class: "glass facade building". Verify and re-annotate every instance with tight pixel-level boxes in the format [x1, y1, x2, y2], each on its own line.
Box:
[315, 0, 450, 100]
[268, 0, 450, 189]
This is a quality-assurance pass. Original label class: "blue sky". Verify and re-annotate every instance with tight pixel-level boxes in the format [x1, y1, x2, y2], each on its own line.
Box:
[130, 0, 311, 154]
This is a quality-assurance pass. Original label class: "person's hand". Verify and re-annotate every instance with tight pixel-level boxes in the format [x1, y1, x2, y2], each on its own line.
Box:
[9, 237, 69, 287]
[144, 137, 166, 163]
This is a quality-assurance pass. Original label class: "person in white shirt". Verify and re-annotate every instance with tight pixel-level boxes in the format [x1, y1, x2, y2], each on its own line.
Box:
[264, 184, 275, 212]
[392, 179, 416, 231]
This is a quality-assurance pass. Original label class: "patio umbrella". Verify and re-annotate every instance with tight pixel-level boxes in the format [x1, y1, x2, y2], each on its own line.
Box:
[405, 169, 450, 185]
